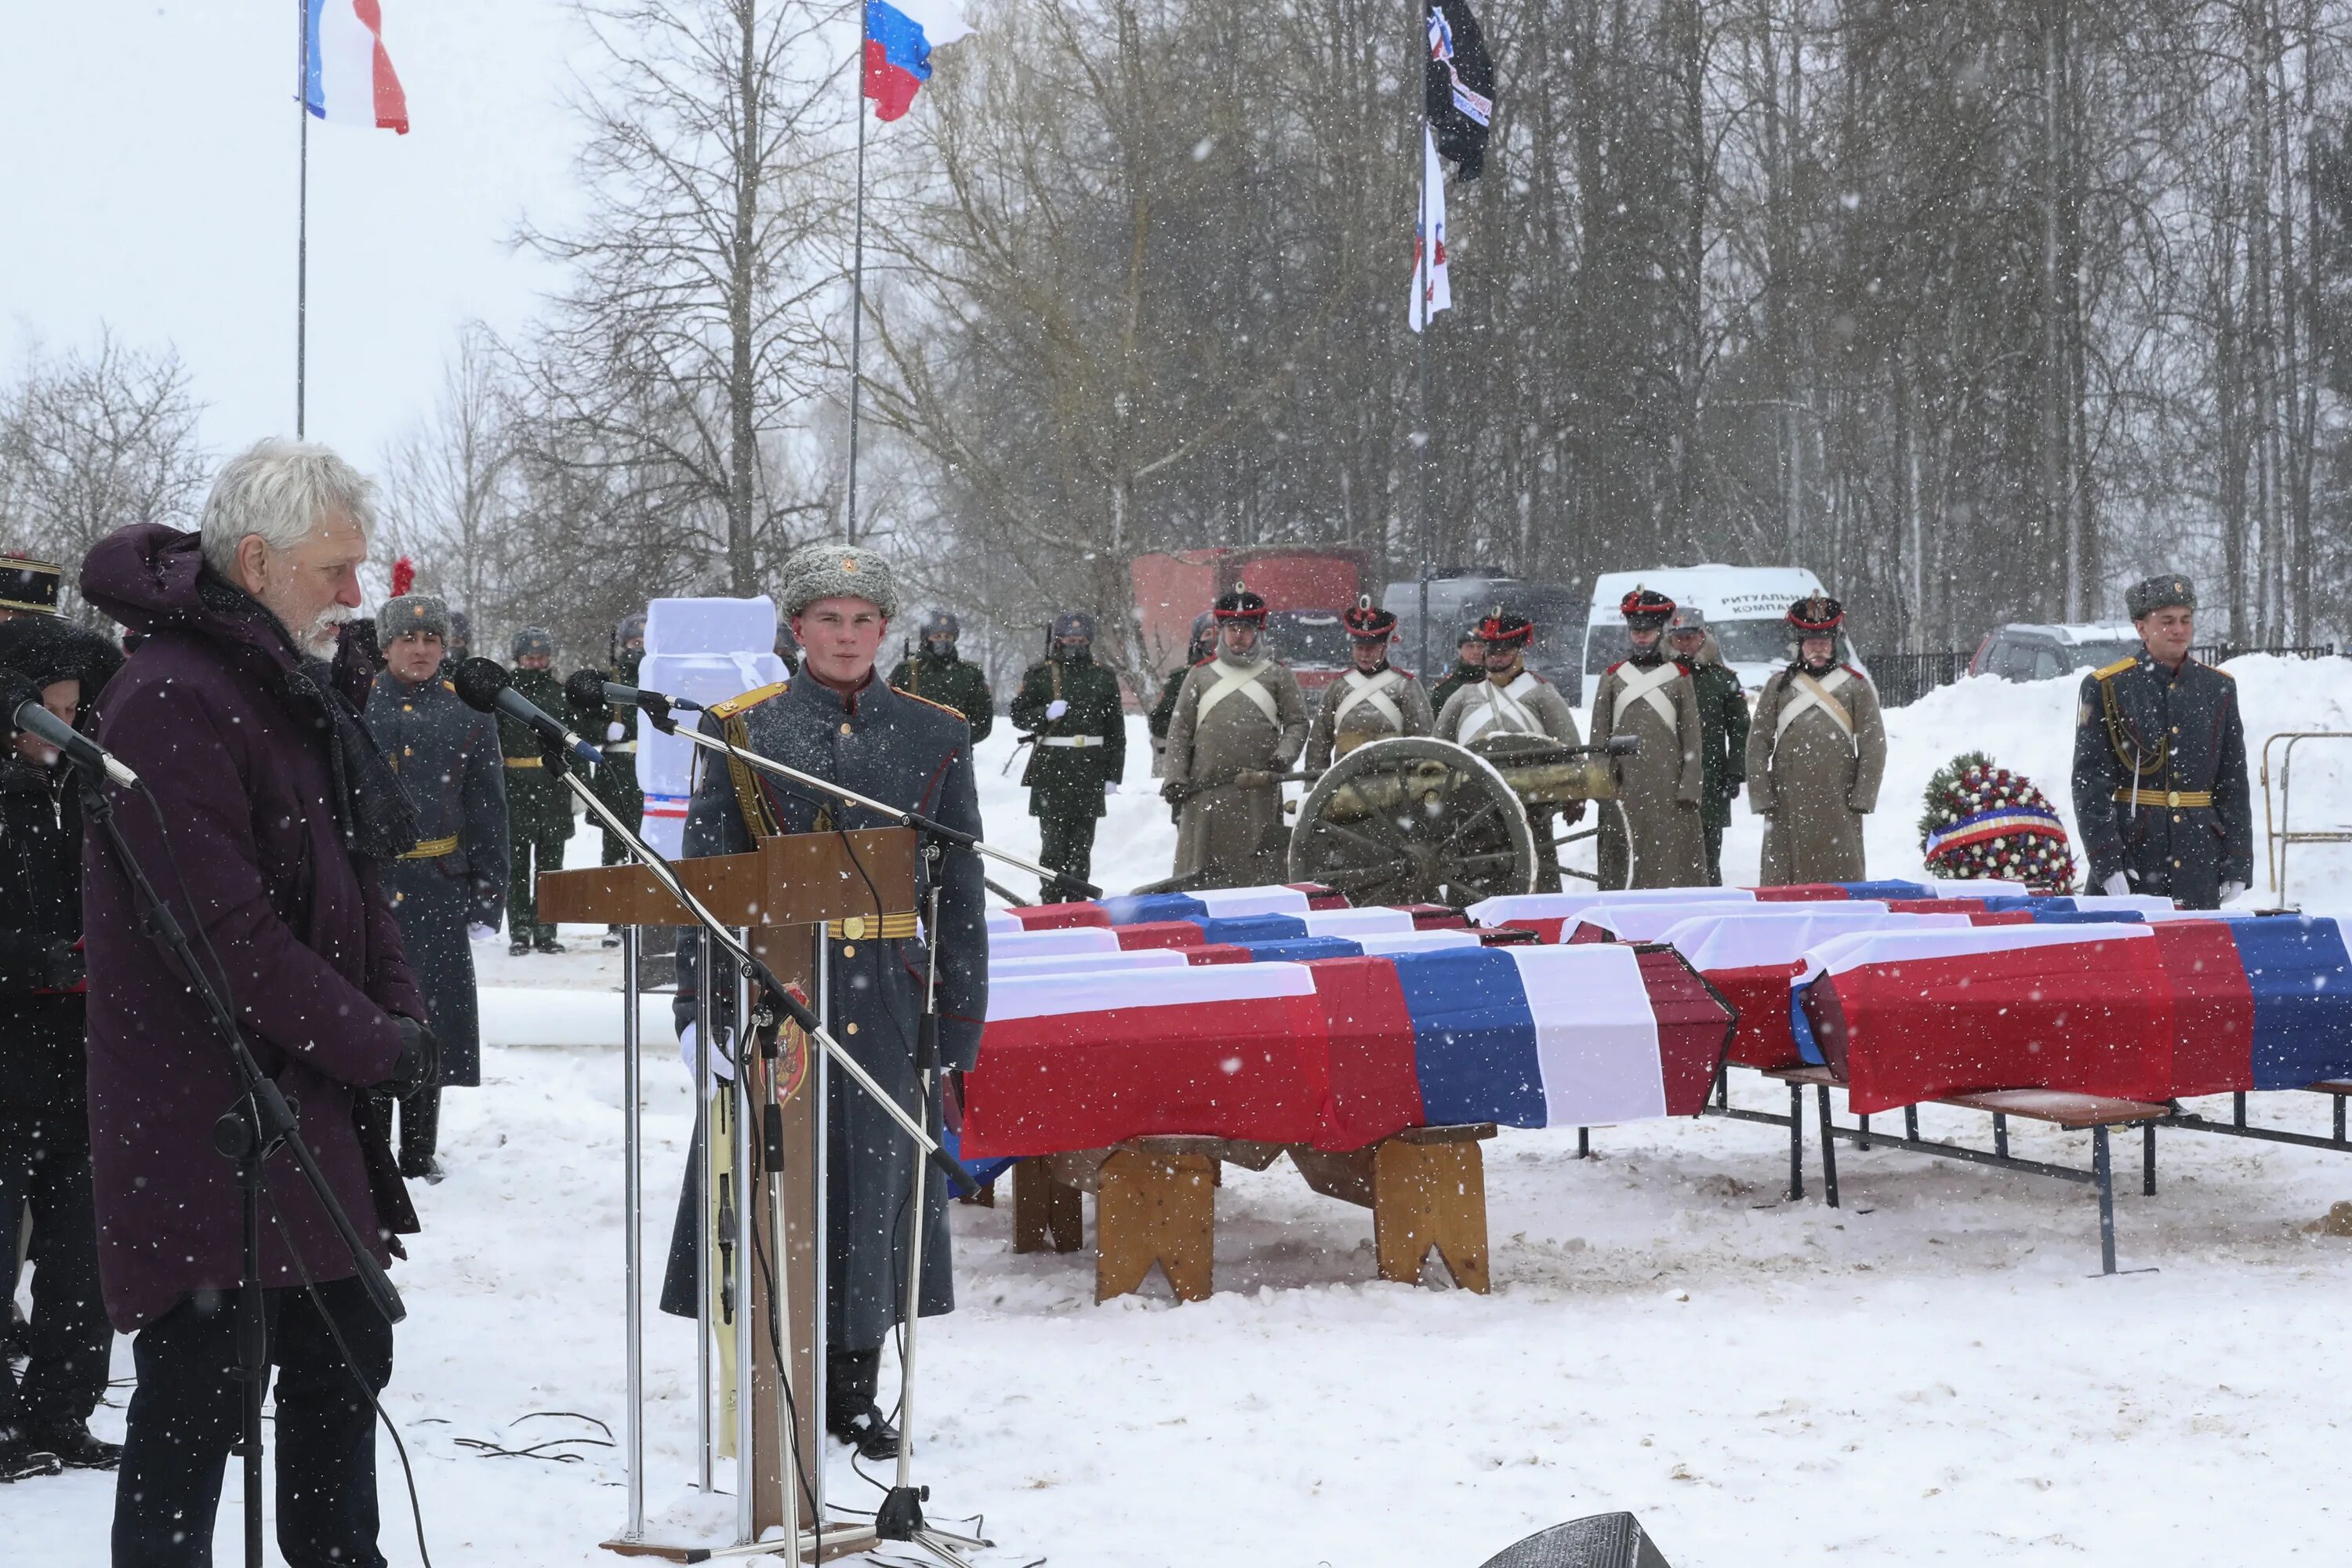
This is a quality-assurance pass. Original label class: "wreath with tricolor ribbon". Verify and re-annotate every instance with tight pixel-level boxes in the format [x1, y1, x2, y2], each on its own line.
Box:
[1916, 751, 2077, 892]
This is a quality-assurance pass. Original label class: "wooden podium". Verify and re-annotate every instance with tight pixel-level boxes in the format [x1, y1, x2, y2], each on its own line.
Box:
[539, 827, 920, 1561]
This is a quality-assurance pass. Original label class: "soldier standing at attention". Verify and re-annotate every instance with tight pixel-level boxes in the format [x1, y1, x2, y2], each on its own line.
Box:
[1668, 606, 1749, 886]
[564, 613, 649, 947]
[1009, 612, 1126, 901]
[502, 626, 575, 954]
[1160, 589, 1309, 887]
[1148, 615, 1214, 777]
[888, 609, 995, 742]
[1591, 590, 1708, 889]
[1305, 599, 1434, 772]
[2071, 574, 2252, 909]
[367, 592, 509, 1178]
[1435, 610, 1583, 891]
[1429, 625, 1488, 714]
[1746, 594, 1888, 885]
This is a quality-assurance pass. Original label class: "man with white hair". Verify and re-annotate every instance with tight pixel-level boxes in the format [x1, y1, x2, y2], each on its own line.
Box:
[79, 439, 437, 1566]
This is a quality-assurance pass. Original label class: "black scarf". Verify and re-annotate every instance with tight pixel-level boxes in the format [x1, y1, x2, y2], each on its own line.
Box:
[1628, 643, 1666, 669]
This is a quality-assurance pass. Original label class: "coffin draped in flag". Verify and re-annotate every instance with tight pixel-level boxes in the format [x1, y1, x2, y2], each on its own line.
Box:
[865, 0, 973, 122]
[1425, 0, 1496, 179]
[305, 0, 409, 133]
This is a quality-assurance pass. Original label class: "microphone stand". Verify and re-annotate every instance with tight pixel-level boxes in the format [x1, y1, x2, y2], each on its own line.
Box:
[76, 770, 405, 1568]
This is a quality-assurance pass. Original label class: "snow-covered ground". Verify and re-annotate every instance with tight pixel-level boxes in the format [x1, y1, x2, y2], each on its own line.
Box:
[18, 657, 2352, 1565]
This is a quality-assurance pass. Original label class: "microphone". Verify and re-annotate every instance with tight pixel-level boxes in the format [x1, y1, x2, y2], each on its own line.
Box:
[0, 671, 139, 788]
[600, 679, 699, 735]
[452, 657, 603, 765]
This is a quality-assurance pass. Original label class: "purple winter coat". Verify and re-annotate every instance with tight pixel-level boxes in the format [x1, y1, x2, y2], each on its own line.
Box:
[79, 523, 426, 1333]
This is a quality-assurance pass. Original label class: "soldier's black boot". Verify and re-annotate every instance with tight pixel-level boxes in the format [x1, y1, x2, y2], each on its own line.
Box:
[0, 1424, 63, 1480]
[535, 925, 568, 955]
[24, 1417, 118, 1471]
[826, 1348, 901, 1461]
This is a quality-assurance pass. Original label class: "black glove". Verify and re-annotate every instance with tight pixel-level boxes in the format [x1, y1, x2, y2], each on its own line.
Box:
[38, 940, 85, 991]
[380, 1015, 441, 1095]
[564, 668, 608, 715]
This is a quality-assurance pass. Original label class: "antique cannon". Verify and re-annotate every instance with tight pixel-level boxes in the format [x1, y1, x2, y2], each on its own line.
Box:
[1285, 732, 1639, 907]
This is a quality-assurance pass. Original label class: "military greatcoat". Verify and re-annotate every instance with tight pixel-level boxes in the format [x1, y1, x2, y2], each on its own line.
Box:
[1008, 650, 1126, 901]
[1161, 652, 1309, 884]
[1746, 662, 1888, 886]
[499, 664, 577, 941]
[586, 650, 646, 867]
[1684, 637, 1751, 885]
[888, 650, 996, 743]
[1306, 665, 1435, 771]
[1591, 655, 1709, 889]
[2070, 651, 2253, 908]
[1434, 669, 1583, 892]
[666, 673, 987, 1352]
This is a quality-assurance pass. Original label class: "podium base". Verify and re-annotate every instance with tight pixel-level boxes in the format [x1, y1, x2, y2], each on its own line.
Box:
[602, 1523, 878, 1563]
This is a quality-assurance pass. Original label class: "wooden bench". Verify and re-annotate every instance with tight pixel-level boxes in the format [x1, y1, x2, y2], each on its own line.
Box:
[1004, 1125, 1498, 1303]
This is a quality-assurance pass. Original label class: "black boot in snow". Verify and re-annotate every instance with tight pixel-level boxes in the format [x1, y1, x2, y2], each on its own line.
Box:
[0, 1426, 63, 1481]
[24, 1418, 119, 1471]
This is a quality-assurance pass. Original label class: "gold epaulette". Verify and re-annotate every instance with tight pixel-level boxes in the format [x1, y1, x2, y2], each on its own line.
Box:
[895, 687, 966, 723]
[2092, 656, 2137, 680]
[706, 681, 789, 720]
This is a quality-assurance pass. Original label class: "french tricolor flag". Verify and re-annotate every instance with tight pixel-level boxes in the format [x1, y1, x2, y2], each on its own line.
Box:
[305, 0, 410, 134]
[865, 0, 973, 122]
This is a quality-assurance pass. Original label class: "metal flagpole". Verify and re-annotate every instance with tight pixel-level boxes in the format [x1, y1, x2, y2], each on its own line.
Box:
[1413, 2, 1435, 686]
[296, 0, 310, 438]
[845, 6, 869, 546]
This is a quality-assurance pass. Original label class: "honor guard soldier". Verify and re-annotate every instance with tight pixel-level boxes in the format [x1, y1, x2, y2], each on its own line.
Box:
[1439, 608, 1584, 891]
[366, 592, 509, 1178]
[1430, 624, 1490, 715]
[2070, 574, 2252, 908]
[1148, 614, 1214, 776]
[1160, 589, 1309, 887]
[1746, 594, 1888, 885]
[445, 608, 473, 670]
[0, 556, 64, 624]
[662, 543, 985, 1462]
[564, 613, 650, 948]
[1667, 606, 1749, 885]
[1305, 598, 1434, 771]
[889, 610, 995, 741]
[501, 626, 575, 954]
[1009, 611, 1125, 901]
[1591, 590, 1708, 889]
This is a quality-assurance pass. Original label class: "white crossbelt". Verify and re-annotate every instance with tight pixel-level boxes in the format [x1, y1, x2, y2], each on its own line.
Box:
[1196, 658, 1280, 727]
[1042, 735, 1107, 747]
[1457, 671, 1545, 746]
[1614, 659, 1682, 729]
[1776, 668, 1857, 750]
[1331, 669, 1405, 733]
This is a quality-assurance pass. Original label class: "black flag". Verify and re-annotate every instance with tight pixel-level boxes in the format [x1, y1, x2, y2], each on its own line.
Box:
[1424, 0, 1495, 180]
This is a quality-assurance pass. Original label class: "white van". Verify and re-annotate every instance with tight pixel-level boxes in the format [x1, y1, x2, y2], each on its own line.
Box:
[1581, 565, 1837, 706]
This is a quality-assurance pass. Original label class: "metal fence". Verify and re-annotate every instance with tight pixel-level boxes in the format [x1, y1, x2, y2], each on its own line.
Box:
[1859, 642, 2338, 709]
[2192, 642, 2338, 666]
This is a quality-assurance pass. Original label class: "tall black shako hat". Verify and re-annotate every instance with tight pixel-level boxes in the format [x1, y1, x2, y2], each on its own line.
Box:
[1342, 595, 1396, 642]
[0, 555, 64, 617]
[1787, 593, 1845, 634]
[1620, 587, 1676, 633]
[1480, 604, 1534, 648]
[1211, 586, 1269, 622]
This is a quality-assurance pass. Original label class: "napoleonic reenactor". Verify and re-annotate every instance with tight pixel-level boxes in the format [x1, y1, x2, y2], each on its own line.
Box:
[1148, 615, 1214, 777]
[1009, 612, 1125, 901]
[502, 626, 575, 954]
[1592, 590, 1708, 889]
[1436, 610, 1582, 891]
[2071, 574, 2253, 909]
[1305, 599, 1435, 772]
[663, 543, 986, 1464]
[1668, 606, 1750, 886]
[0, 556, 64, 625]
[1429, 625, 1489, 714]
[1746, 594, 1888, 886]
[1160, 589, 1309, 887]
[366, 592, 509, 1179]
[888, 610, 994, 742]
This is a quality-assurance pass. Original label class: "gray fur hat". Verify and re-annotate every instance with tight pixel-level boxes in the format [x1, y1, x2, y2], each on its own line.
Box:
[380, 593, 451, 643]
[780, 543, 901, 619]
[511, 626, 554, 660]
[2125, 573, 2196, 619]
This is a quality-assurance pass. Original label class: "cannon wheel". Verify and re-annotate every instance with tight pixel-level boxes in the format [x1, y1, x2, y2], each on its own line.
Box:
[1287, 736, 1537, 906]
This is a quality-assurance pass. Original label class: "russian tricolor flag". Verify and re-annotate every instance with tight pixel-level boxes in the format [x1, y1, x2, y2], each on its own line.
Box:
[305, 0, 409, 134]
[865, 0, 973, 122]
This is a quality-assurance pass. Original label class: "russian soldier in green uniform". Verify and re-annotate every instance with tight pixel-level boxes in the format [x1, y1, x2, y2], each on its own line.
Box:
[502, 626, 574, 954]
[565, 613, 649, 947]
[1668, 606, 1750, 886]
[1149, 615, 1213, 777]
[2070, 574, 2253, 909]
[888, 609, 994, 741]
[1010, 612, 1126, 901]
[1429, 626, 1489, 715]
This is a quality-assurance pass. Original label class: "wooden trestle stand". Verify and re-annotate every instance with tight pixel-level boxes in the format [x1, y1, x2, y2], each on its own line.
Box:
[540, 827, 919, 1564]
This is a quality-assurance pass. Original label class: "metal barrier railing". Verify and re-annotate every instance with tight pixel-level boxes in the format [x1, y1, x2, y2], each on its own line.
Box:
[2260, 731, 2352, 902]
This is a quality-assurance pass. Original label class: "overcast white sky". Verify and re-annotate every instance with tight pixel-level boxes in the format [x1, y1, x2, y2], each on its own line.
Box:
[0, 0, 591, 470]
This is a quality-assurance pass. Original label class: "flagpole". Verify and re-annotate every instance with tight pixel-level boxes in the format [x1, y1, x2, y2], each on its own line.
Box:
[296, 0, 310, 439]
[845, 6, 869, 546]
[1413, 5, 1434, 687]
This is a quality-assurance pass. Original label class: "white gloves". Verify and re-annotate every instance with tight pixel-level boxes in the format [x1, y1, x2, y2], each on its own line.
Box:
[2220, 880, 2248, 906]
[677, 1022, 736, 1087]
[608, 720, 626, 742]
[467, 923, 497, 943]
[2102, 873, 2131, 898]
[1045, 699, 1069, 720]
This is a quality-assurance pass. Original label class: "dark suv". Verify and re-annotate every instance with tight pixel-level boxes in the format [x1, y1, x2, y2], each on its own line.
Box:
[1969, 622, 2143, 682]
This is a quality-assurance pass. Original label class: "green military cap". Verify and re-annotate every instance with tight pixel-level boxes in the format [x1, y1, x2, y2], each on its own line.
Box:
[2125, 574, 2196, 619]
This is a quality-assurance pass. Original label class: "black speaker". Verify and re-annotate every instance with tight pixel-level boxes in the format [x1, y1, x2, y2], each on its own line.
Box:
[1477, 1512, 1674, 1568]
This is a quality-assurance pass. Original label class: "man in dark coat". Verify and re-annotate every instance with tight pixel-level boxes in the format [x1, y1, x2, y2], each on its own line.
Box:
[888, 609, 995, 742]
[503, 626, 575, 954]
[1429, 626, 1489, 714]
[81, 439, 437, 1568]
[1668, 606, 1750, 886]
[2071, 573, 2254, 909]
[561, 614, 649, 948]
[663, 543, 986, 1464]
[1148, 614, 1214, 777]
[1009, 611, 1126, 900]
[0, 616, 124, 1479]
[367, 592, 509, 1180]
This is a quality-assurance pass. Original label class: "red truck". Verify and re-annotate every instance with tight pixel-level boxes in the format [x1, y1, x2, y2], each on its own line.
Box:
[1131, 546, 1370, 696]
